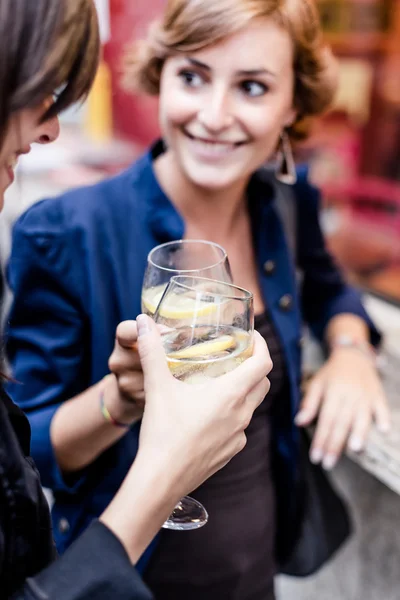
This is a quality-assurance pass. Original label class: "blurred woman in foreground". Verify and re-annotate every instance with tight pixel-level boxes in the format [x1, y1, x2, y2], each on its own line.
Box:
[0, 0, 272, 597]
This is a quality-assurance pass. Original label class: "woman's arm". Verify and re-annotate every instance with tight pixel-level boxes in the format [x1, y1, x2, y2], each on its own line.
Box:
[50, 373, 141, 473]
[294, 171, 390, 468]
[324, 313, 370, 345]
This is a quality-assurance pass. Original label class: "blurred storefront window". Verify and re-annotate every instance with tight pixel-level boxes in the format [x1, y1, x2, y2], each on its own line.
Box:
[305, 0, 400, 304]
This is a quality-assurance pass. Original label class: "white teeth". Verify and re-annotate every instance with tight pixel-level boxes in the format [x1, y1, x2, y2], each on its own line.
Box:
[190, 138, 237, 156]
[7, 155, 18, 170]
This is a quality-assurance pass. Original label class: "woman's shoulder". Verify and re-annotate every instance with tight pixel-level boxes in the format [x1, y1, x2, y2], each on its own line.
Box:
[13, 151, 154, 239]
[252, 163, 320, 206]
[292, 165, 322, 215]
[293, 164, 320, 193]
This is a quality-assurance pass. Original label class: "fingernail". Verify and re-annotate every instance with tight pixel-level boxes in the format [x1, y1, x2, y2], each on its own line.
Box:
[322, 454, 337, 471]
[348, 436, 364, 453]
[294, 411, 306, 425]
[310, 448, 323, 464]
[137, 314, 150, 337]
[377, 422, 391, 434]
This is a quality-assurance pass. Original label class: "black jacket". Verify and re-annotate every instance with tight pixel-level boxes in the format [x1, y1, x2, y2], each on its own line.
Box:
[0, 389, 153, 599]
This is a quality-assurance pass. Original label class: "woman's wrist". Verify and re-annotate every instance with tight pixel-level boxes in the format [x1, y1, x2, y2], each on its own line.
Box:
[328, 335, 378, 368]
[102, 374, 143, 425]
[100, 454, 181, 564]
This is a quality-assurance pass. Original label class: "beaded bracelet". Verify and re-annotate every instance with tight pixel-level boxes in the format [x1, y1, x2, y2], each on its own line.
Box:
[100, 392, 131, 429]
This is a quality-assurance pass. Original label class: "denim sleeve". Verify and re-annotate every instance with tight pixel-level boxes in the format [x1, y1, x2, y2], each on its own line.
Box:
[5, 200, 90, 492]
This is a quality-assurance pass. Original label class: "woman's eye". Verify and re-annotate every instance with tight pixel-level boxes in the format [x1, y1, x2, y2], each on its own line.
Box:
[178, 70, 203, 88]
[240, 81, 268, 97]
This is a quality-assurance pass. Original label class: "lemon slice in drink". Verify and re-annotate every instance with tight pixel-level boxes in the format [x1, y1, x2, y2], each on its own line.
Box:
[169, 334, 235, 359]
[142, 288, 166, 316]
[143, 287, 220, 320]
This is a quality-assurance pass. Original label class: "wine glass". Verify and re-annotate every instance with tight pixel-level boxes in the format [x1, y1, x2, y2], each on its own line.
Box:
[154, 275, 254, 531]
[141, 240, 232, 317]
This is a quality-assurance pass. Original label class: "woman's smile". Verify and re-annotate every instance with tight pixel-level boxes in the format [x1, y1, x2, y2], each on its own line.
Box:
[181, 127, 247, 161]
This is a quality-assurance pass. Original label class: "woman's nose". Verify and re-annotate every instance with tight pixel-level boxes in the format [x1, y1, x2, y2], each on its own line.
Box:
[35, 115, 60, 145]
[198, 89, 234, 133]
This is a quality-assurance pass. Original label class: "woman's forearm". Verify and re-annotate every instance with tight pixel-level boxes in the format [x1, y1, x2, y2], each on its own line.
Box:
[325, 313, 370, 346]
[50, 375, 140, 473]
[99, 454, 182, 565]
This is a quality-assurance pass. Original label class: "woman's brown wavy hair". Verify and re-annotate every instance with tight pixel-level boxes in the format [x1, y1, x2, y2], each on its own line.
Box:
[124, 0, 337, 140]
[0, 0, 100, 148]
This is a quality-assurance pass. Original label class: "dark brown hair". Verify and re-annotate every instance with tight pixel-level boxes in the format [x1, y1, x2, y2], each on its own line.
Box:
[0, 0, 100, 147]
[125, 0, 338, 140]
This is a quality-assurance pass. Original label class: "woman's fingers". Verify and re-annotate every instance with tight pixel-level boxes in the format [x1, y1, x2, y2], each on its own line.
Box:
[297, 351, 391, 471]
[116, 373, 145, 400]
[109, 319, 148, 403]
[348, 404, 372, 453]
[108, 339, 142, 374]
[136, 314, 172, 392]
[243, 377, 271, 422]
[319, 396, 362, 469]
[310, 392, 389, 470]
[373, 394, 391, 434]
[295, 376, 324, 427]
[218, 331, 272, 399]
[309, 393, 337, 465]
[308, 381, 359, 468]
[115, 320, 139, 348]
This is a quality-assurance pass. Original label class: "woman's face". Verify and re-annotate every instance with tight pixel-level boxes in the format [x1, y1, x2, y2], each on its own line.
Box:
[0, 100, 60, 209]
[159, 18, 297, 191]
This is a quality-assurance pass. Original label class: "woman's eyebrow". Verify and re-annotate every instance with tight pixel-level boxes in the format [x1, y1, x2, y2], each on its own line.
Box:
[185, 58, 276, 78]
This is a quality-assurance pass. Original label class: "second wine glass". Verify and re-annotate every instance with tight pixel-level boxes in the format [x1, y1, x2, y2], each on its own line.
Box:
[141, 240, 232, 316]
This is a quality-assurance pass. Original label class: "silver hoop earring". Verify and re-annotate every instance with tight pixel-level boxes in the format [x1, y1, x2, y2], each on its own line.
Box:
[276, 130, 297, 185]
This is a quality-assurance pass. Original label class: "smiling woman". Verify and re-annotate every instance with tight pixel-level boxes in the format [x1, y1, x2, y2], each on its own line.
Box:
[124, 0, 337, 196]
[125, 0, 337, 141]
[154, 19, 297, 191]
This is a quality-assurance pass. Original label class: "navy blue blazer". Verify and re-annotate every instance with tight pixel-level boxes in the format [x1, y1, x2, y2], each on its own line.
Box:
[6, 142, 379, 571]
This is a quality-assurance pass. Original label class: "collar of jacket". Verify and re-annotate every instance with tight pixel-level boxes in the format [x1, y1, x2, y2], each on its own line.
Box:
[135, 139, 278, 245]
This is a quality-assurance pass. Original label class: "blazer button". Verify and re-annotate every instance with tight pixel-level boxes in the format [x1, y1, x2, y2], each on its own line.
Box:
[279, 294, 293, 311]
[58, 518, 70, 534]
[263, 260, 276, 275]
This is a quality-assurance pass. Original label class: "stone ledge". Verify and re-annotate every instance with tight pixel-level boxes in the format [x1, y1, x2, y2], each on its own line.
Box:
[346, 338, 400, 495]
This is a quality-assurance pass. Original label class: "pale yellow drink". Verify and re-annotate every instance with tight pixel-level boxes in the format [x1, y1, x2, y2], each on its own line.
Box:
[141, 284, 167, 316]
[162, 325, 252, 384]
[142, 284, 229, 325]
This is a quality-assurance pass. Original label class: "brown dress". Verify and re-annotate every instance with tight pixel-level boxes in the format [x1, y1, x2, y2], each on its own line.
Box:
[144, 311, 288, 600]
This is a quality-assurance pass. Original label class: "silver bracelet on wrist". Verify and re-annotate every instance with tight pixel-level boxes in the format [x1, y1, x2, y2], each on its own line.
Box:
[329, 334, 378, 365]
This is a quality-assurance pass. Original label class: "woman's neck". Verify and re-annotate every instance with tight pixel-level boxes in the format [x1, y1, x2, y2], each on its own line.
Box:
[154, 150, 249, 241]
